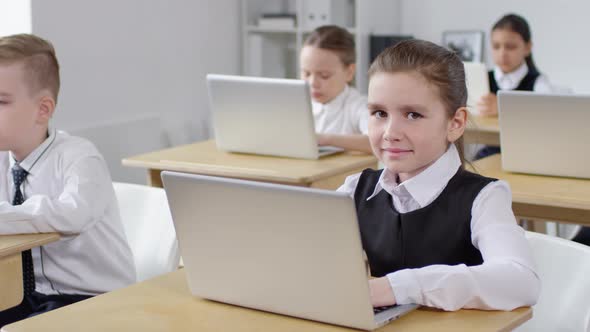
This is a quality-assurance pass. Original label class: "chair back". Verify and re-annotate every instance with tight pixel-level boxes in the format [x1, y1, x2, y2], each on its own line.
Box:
[516, 231, 590, 331]
[113, 182, 179, 282]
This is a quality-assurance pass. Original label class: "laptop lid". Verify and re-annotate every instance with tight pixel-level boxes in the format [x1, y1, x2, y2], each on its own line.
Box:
[207, 74, 324, 160]
[162, 171, 381, 330]
[463, 62, 490, 115]
[498, 91, 590, 179]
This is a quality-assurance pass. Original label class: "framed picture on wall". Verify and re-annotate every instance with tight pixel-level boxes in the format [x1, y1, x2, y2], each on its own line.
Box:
[442, 30, 484, 62]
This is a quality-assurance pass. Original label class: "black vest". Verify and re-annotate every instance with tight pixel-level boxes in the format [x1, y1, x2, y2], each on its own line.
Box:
[353, 167, 496, 277]
[488, 68, 540, 94]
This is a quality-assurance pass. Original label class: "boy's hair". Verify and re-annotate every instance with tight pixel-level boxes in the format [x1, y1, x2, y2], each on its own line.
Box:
[368, 39, 468, 164]
[304, 25, 356, 66]
[0, 34, 60, 102]
[492, 13, 537, 72]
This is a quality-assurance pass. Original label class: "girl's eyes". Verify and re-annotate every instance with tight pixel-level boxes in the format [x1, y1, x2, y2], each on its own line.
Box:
[492, 43, 518, 51]
[372, 110, 387, 118]
[371, 110, 424, 120]
[371, 111, 422, 120]
[301, 71, 331, 79]
[407, 112, 422, 120]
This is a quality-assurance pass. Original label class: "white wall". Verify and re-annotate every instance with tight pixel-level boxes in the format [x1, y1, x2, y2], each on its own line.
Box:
[0, 0, 31, 35]
[356, 0, 403, 93]
[400, 0, 590, 93]
[32, 0, 241, 145]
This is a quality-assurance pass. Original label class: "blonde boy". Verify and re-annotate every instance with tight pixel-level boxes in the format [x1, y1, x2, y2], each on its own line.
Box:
[0, 34, 135, 326]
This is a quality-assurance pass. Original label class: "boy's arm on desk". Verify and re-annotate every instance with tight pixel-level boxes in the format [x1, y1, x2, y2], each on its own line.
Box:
[0, 157, 112, 235]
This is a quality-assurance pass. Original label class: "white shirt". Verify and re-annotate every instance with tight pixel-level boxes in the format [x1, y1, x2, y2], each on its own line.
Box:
[0, 129, 136, 295]
[312, 85, 369, 135]
[337, 144, 540, 311]
[493, 62, 553, 92]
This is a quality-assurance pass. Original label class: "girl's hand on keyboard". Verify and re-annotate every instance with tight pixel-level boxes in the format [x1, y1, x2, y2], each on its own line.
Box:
[369, 277, 396, 307]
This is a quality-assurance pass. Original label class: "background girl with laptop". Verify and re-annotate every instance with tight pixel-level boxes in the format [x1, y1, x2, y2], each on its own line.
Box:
[475, 13, 554, 159]
[478, 13, 553, 116]
[300, 25, 372, 153]
[338, 40, 540, 311]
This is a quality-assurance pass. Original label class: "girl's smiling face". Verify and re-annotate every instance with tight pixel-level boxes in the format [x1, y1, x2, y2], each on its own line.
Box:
[367, 71, 466, 182]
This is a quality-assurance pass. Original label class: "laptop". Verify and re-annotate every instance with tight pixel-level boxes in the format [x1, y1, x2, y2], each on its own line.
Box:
[498, 91, 590, 179]
[463, 62, 490, 114]
[161, 171, 419, 330]
[207, 74, 343, 160]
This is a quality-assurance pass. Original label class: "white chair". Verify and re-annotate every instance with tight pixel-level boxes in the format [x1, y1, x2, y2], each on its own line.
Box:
[113, 182, 180, 282]
[515, 231, 590, 332]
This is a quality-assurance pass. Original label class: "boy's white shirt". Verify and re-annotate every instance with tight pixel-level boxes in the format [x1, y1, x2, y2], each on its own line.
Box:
[338, 144, 540, 311]
[312, 85, 369, 135]
[493, 62, 553, 92]
[0, 128, 136, 295]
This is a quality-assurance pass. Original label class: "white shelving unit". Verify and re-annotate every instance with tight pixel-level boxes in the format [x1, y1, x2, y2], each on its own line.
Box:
[241, 0, 402, 93]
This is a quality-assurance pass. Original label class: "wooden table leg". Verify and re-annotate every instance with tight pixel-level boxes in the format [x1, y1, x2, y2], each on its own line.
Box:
[147, 169, 163, 188]
[0, 253, 24, 311]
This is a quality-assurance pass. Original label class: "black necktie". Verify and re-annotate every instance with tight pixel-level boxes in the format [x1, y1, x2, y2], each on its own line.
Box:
[12, 164, 36, 295]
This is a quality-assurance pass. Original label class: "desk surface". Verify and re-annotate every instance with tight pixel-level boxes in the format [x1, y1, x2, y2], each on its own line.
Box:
[3, 269, 531, 332]
[0, 233, 60, 258]
[123, 140, 377, 188]
[468, 114, 499, 132]
[464, 115, 499, 146]
[471, 154, 590, 225]
[0, 233, 60, 311]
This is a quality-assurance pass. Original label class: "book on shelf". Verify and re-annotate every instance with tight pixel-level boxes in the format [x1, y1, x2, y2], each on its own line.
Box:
[257, 13, 296, 29]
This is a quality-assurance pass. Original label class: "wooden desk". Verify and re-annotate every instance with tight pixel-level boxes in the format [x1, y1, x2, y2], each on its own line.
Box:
[2, 269, 531, 332]
[471, 154, 590, 225]
[0, 233, 60, 311]
[123, 140, 378, 189]
[464, 114, 499, 146]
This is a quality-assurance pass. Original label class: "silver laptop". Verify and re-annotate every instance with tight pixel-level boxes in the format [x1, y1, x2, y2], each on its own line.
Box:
[207, 74, 343, 159]
[498, 91, 590, 178]
[162, 171, 418, 330]
[463, 62, 490, 114]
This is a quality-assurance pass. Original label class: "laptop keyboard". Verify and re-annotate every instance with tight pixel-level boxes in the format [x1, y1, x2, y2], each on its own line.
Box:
[318, 145, 342, 153]
[373, 305, 396, 314]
